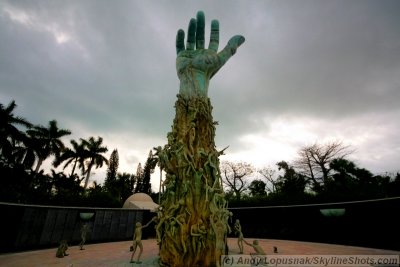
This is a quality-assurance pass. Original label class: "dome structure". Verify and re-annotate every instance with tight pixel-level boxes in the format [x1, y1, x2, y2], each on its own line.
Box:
[122, 193, 158, 212]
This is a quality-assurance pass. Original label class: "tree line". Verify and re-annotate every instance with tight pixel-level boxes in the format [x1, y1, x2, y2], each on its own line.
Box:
[2, 100, 399, 207]
[221, 141, 400, 207]
[0, 100, 158, 207]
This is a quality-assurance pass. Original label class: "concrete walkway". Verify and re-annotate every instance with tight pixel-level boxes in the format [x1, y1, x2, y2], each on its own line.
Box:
[0, 238, 398, 267]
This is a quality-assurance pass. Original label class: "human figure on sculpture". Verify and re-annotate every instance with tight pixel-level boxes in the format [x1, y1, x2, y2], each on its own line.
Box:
[210, 214, 228, 267]
[129, 218, 155, 263]
[190, 219, 207, 255]
[234, 219, 244, 254]
[244, 239, 266, 255]
[175, 214, 189, 254]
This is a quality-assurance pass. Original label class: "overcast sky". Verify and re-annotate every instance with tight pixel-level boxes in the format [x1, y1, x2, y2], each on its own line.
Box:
[1, 0, 399, 191]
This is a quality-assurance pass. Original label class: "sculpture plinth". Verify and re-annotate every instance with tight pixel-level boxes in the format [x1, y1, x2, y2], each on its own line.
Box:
[156, 11, 244, 267]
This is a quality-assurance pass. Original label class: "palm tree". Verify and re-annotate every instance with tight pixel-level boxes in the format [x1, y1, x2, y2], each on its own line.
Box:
[80, 136, 108, 189]
[53, 139, 86, 177]
[27, 120, 71, 173]
[0, 100, 32, 164]
[13, 133, 39, 170]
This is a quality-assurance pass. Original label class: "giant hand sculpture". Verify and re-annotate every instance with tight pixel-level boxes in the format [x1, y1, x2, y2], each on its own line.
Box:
[176, 11, 245, 98]
[158, 11, 244, 266]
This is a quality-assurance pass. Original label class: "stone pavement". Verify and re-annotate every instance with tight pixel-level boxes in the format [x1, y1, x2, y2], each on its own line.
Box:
[0, 238, 398, 267]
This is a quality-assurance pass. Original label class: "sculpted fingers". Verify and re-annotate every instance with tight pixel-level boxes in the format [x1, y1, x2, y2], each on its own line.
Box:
[218, 35, 245, 62]
[227, 35, 245, 53]
[176, 29, 185, 55]
[196, 11, 205, 49]
[178, 12, 221, 53]
[187, 18, 197, 50]
[210, 35, 245, 78]
[208, 20, 219, 52]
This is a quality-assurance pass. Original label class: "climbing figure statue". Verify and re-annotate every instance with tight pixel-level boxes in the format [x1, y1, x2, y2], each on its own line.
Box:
[79, 222, 90, 250]
[130, 219, 155, 264]
[234, 219, 244, 254]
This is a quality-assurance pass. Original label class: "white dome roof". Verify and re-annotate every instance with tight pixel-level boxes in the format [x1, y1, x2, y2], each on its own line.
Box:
[125, 193, 154, 202]
[122, 193, 158, 211]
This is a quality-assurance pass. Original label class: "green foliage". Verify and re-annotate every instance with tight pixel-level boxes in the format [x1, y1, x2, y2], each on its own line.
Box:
[26, 120, 71, 172]
[84, 182, 121, 207]
[116, 172, 135, 202]
[248, 179, 267, 197]
[51, 171, 84, 206]
[0, 100, 32, 166]
[53, 139, 86, 177]
[0, 162, 80, 205]
[133, 163, 143, 193]
[318, 158, 393, 201]
[105, 149, 119, 187]
[140, 150, 157, 194]
[226, 191, 315, 207]
[104, 172, 134, 205]
[228, 159, 400, 208]
[0, 162, 34, 203]
[275, 161, 308, 196]
[132, 150, 157, 194]
[80, 136, 109, 189]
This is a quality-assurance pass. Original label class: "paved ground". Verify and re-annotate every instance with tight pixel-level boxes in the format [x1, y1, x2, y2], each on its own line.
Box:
[0, 238, 398, 267]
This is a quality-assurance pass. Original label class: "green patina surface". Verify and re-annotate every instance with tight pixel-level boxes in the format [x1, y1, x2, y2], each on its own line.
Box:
[156, 11, 244, 267]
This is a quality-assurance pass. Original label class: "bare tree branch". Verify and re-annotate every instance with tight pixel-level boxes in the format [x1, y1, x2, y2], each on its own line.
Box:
[220, 161, 254, 200]
[258, 166, 277, 193]
[294, 140, 354, 191]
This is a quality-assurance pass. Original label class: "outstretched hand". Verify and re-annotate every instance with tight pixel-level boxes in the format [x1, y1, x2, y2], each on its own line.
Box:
[176, 11, 245, 98]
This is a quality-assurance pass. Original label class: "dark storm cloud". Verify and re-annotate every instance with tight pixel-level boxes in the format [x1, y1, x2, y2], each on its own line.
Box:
[1, 0, 399, 183]
[226, 0, 400, 116]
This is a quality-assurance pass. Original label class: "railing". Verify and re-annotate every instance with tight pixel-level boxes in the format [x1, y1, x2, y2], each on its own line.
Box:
[0, 202, 153, 253]
[1, 197, 399, 253]
[228, 196, 400, 251]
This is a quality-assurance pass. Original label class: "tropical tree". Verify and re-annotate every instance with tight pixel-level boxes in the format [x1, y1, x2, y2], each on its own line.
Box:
[50, 170, 84, 205]
[53, 139, 86, 177]
[327, 158, 391, 200]
[133, 163, 143, 193]
[80, 136, 108, 189]
[83, 180, 120, 208]
[220, 161, 255, 201]
[12, 133, 36, 170]
[275, 161, 308, 196]
[105, 172, 133, 204]
[139, 150, 158, 194]
[26, 120, 71, 173]
[0, 100, 32, 164]
[117, 172, 135, 202]
[105, 149, 119, 188]
[248, 179, 267, 197]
